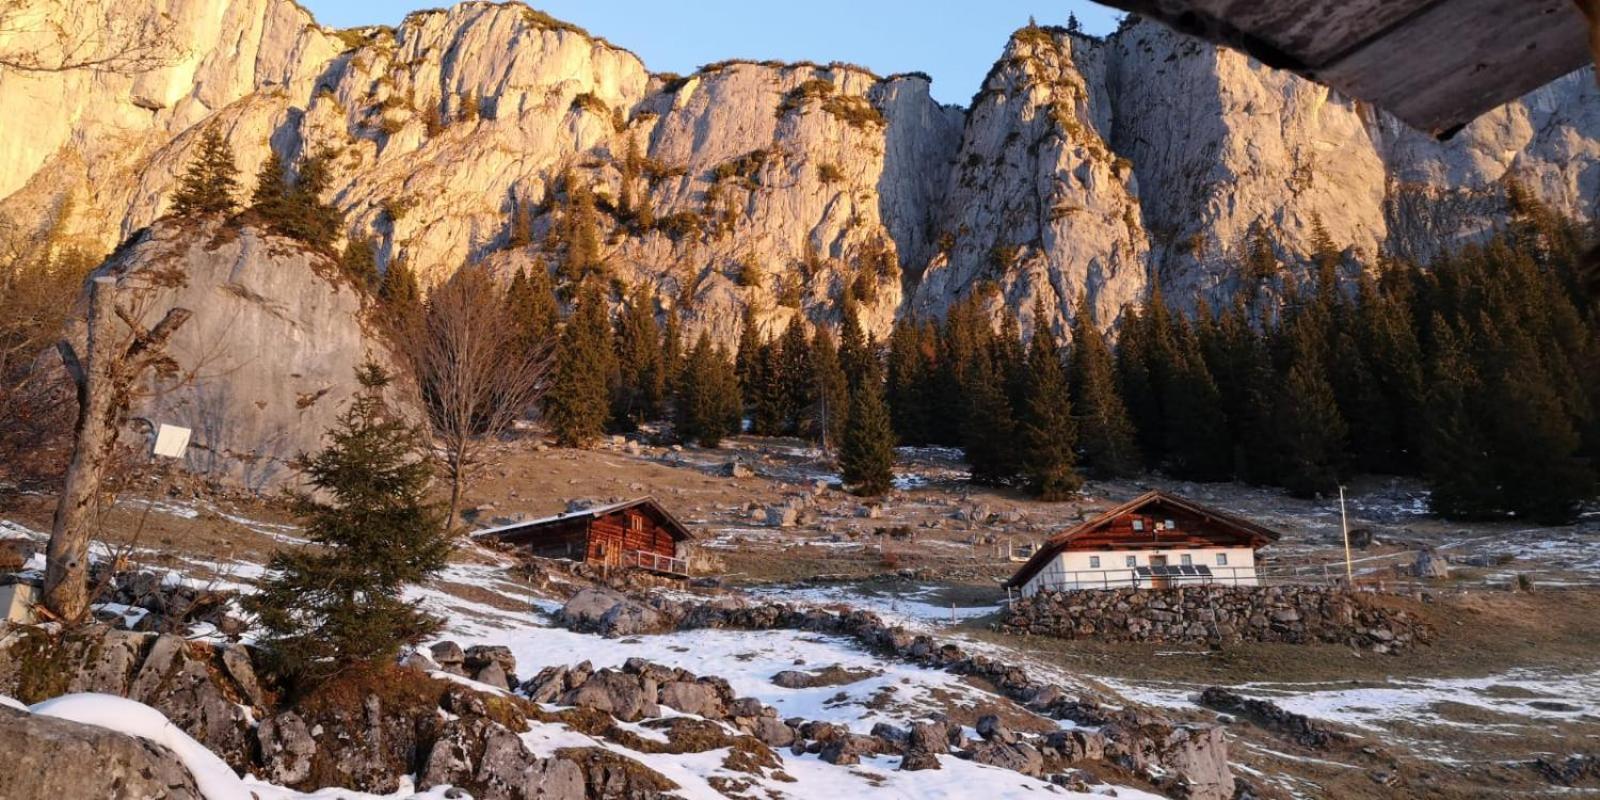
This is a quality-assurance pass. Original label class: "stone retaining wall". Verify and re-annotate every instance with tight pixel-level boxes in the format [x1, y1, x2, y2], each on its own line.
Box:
[1000, 585, 1431, 653]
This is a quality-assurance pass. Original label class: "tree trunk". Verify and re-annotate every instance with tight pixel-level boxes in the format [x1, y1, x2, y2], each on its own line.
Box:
[44, 278, 120, 621]
[44, 277, 191, 622]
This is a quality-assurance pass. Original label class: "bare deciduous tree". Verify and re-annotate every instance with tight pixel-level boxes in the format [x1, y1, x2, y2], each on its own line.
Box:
[0, 0, 177, 74]
[411, 267, 552, 531]
[44, 276, 190, 621]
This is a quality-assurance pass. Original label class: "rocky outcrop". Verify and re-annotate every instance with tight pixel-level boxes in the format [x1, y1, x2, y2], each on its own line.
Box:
[1000, 586, 1432, 653]
[58, 218, 414, 490]
[4, 2, 1596, 350]
[1198, 687, 1345, 750]
[0, 705, 203, 800]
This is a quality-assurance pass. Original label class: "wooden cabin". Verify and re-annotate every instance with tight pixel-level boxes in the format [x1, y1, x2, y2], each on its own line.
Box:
[1005, 491, 1281, 597]
[473, 497, 695, 577]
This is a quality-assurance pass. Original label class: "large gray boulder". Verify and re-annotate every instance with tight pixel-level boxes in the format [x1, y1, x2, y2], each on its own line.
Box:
[62, 219, 416, 492]
[558, 588, 670, 637]
[0, 706, 202, 800]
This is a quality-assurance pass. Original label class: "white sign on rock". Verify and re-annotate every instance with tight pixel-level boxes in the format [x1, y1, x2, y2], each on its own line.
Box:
[152, 424, 192, 459]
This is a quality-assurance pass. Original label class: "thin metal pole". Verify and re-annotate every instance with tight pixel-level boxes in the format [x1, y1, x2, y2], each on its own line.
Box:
[1339, 485, 1354, 586]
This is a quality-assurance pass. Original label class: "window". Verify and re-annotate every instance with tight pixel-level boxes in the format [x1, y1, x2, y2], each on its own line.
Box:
[1131, 519, 1144, 531]
[1216, 553, 1229, 566]
[1165, 519, 1176, 530]
[1125, 555, 1137, 568]
[1180, 554, 1193, 566]
[1089, 556, 1101, 569]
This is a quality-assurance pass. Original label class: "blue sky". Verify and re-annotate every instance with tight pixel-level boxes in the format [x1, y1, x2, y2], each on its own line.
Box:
[300, 1, 1126, 106]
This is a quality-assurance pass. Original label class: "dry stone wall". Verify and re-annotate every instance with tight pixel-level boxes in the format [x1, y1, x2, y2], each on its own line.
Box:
[1000, 585, 1431, 653]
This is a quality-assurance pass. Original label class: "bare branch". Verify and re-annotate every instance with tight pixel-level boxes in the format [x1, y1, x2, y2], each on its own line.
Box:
[0, 0, 179, 74]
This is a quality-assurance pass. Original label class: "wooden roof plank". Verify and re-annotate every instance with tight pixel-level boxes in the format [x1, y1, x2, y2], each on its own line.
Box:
[1095, 0, 1592, 136]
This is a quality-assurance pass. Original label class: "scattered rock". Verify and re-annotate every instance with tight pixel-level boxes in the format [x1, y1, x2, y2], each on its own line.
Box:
[770, 665, 880, 689]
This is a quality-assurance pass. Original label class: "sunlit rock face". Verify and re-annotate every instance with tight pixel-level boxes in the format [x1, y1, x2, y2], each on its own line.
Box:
[4, 3, 1595, 344]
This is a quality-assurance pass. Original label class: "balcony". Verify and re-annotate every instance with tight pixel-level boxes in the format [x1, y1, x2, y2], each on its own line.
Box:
[624, 549, 690, 578]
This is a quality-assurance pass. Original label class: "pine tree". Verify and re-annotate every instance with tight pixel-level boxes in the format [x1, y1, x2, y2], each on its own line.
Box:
[338, 237, 380, 289]
[612, 284, 665, 426]
[810, 326, 850, 451]
[1067, 295, 1140, 477]
[1019, 300, 1081, 500]
[244, 363, 451, 692]
[839, 347, 895, 496]
[675, 332, 741, 447]
[1160, 312, 1233, 481]
[504, 263, 559, 359]
[838, 299, 870, 388]
[545, 281, 615, 447]
[170, 124, 240, 217]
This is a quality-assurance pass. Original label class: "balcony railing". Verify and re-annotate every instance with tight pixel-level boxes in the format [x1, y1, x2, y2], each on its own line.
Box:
[1029, 566, 1261, 592]
[624, 549, 690, 577]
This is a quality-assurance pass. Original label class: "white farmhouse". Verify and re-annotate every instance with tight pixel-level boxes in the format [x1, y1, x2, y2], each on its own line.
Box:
[1005, 491, 1280, 597]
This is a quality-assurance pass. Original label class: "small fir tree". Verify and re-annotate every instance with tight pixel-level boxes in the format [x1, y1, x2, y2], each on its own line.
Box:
[504, 263, 560, 359]
[244, 363, 451, 692]
[613, 283, 665, 426]
[170, 124, 240, 217]
[810, 326, 850, 451]
[338, 237, 380, 289]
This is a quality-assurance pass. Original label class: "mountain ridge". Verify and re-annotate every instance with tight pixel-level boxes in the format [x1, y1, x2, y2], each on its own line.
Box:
[1, 0, 1595, 343]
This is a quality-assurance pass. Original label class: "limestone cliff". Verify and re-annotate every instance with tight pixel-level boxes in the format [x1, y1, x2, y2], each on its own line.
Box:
[3, 1, 1597, 344]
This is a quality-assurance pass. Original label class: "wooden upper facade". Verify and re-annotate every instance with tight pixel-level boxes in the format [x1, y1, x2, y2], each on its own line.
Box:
[474, 497, 695, 576]
[1004, 491, 1281, 589]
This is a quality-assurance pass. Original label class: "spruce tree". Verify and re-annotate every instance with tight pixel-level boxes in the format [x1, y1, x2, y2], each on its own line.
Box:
[251, 149, 343, 250]
[964, 344, 1020, 486]
[170, 124, 240, 218]
[1273, 323, 1348, 497]
[244, 363, 451, 692]
[338, 237, 380, 290]
[251, 151, 291, 220]
[734, 311, 762, 410]
[839, 347, 895, 496]
[1019, 300, 1081, 500]
[545, 281, 615, 447]
[885, 318, 931, 445]
[749, 341, 785, 436]
[838, 299, 870, 388]
[612, 284, 665, 426]
[1420, 317, 1501, 518]
[1067, 295, 1140, 478]
[675, 332, 741, 447]
[504, 263, 559, 359]
[810, 326, 850, 451]
[776, 316, 814, 435]
[661, 306, 685, 396]
[379, 257, 422, 324]
[558, 173, 604, 286]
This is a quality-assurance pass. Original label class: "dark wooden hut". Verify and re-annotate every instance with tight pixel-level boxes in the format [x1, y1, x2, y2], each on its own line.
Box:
[474, 497, 695, 577]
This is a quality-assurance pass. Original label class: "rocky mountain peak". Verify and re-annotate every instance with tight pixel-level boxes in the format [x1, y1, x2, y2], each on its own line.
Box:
[1, 1, 1595, 345]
